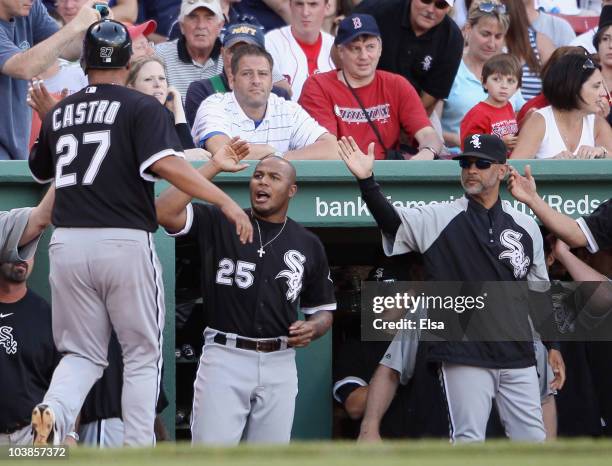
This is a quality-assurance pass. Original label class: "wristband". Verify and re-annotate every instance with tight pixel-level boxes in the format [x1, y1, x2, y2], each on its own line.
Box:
[65, 431, 80, 442]
[419, 146, 438, 158]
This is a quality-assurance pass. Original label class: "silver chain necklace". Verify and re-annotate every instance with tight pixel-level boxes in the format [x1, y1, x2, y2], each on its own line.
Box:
[254, 217, 287, 258]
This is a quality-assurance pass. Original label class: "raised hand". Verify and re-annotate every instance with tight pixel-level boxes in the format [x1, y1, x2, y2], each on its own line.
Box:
[507, 164, 538, 204]
[211, 137, 250, 173]
[338, 136, 375, 180]
[27, 78, 65, 120]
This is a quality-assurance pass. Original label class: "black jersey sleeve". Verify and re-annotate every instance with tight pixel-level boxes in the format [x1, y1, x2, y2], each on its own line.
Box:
[358, 176, 401, 237]
[300, 237, 337, 314]
[167, 202, 218, 243]
[578, 199, 612, 253]
[28, 120, 54, 184]
[132, 96, 185, 181]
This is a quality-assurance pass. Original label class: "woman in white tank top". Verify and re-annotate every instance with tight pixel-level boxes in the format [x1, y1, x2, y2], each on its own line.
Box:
[511, 54, 612, 159]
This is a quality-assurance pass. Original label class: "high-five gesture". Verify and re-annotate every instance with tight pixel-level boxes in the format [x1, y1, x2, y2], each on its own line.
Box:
[507, 164, 538, 204]
[338, 136, 375, 180]
[210, 137, 250, 173]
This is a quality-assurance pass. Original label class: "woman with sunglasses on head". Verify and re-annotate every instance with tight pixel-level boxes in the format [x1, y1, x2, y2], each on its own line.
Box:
[511, 54, 612, 159]
[126, 56, 210, 160]
[501, 0, 553, 102]
[440, 0, 524, 152]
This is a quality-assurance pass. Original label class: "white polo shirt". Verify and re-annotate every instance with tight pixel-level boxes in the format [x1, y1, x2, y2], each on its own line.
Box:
[191, 91, 328, 152]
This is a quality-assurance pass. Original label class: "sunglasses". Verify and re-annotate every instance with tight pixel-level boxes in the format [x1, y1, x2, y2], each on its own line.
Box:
[420, 0, 450, 10]
[477, 2, 507, 14]
[458, 159, 498, 170]
[582, 57, 596, 70]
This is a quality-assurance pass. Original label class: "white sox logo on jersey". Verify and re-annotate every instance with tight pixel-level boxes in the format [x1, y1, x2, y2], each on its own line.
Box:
[421, 55, 433, 71]
[499, 229, 530, 278]
[0, 326, 17, 355]
[275, 250, 306, 302]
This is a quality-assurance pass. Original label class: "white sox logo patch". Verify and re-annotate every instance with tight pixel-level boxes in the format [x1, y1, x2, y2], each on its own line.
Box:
[0, 326, 17, 355]
[470, 134, 482, 149]
[499, 229, 530, 278]
[421, 55, 433, 71]
[276, 250, 306, 302]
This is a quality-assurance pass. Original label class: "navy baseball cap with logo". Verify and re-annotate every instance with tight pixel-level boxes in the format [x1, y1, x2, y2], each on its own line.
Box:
[454, 134, 507, 163]
[334, 14, 381, 46]
[223, 21, 265, 49]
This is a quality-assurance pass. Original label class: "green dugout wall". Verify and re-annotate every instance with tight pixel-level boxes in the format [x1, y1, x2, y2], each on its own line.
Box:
[1, 160, 610, 440]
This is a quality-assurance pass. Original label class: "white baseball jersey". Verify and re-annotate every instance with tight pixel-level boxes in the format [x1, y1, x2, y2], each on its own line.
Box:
[265, 26, 335, 101]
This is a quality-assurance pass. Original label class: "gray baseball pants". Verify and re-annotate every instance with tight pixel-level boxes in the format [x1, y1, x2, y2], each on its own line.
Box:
[440, 363, 546, 443]
[190, 328, 297, 445]
[42, 228, 164, 446]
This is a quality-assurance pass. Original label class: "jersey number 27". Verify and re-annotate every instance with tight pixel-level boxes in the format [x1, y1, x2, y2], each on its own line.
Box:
[55, 131, 111, 188]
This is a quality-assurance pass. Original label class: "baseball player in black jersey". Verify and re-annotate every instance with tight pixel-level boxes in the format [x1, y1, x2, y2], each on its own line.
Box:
[27, 20, 253, 447]
[156, 153, 336, 444]
[340, 134, 553, 442]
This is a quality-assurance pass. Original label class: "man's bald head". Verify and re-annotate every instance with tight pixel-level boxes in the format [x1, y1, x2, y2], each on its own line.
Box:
[257, 155, 297, 185]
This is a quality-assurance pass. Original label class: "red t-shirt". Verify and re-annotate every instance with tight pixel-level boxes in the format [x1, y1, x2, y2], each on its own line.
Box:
[517, 92, 549, 127]
[294, 33, 323, 77]
[460, 101, 518, 150]
[299, 70, 430, 160]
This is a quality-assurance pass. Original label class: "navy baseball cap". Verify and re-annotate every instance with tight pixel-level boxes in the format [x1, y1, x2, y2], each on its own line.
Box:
[223, 21, 265, 49]
[454, 134, 507, 163]
[334, 14, 380, 46]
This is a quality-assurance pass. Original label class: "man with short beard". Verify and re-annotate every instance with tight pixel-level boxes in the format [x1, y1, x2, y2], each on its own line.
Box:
[339, 133, 551, 442]
[156, 152, 336, 444]
[0, 258, 59, 446]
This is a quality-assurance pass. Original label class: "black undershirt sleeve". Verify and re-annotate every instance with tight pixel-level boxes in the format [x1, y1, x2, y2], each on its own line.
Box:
[175, 123, 195, 149]
[357, 175, 401, 237]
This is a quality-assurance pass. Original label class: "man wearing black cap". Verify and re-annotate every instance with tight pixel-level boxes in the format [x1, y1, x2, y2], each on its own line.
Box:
[339, 133, 550, 442]
[300, 13, 443, 160]
[185, 18, 290, 127]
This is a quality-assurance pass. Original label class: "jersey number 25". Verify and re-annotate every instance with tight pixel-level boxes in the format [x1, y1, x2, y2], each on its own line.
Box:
[216, 258, 256, 289]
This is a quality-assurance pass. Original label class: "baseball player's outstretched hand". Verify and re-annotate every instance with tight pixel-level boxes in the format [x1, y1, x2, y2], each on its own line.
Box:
[211, 137, 250, 173]
[548, 348, 566, 391]
[507, 164, 538, 204]
[221, 202, 253, 244]
[288, 320, 316, 347]
[338, 136, 375, 180]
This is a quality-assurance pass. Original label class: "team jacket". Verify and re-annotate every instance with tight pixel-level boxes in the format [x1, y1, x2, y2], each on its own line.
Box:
[381, 195, 550, 369]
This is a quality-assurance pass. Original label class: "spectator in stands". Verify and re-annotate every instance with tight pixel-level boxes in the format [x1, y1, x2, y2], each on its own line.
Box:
[185, 18, 290, 127]
[234, 0, 291, 32]
[440, 0, 524, 152]
[0, 0, 99, 160]
[516, 46, 589, 127]
[192, 44, 338, 159]
[593, 5, 612, 112]
[299, 14, 442, 160]
[137, 0, 181, 41]
[354, 0, 463, 117]
[155, 0, 225, 98]
[511, 54, 612, 159]
[128, 20, 157, 60]
[523, 0, 576, 47]
[460, 54, 521, 153]
[55, 0, 137, 24]
[502, 0, 554, 101]
[571, 0, 612, 53]
[0, 258, 60, 446]
[265, 0, 335, 101]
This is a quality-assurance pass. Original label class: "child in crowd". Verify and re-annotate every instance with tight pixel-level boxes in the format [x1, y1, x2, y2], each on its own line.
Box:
[460, 54, 521, 152]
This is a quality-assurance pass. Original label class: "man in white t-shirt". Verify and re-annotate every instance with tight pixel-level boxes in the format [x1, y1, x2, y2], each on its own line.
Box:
[265, 0, 335, 101]
[192, 44, 338, 159]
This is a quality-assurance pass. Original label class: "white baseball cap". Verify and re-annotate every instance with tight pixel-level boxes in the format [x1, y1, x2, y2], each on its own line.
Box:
[445, 0, 455, 6]
[179, 0, 223, 21]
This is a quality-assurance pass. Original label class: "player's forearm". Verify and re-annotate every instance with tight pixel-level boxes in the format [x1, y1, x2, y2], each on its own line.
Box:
[153, 157, 234, 210]
[284, 136, 339, 160]
[306, 310, 333, 340]
[360, 365, 399, 432]
[2, 22, 82, 79]
[243, 144, 277, 160]
[554, 249, 607, 282]
[19, 185, 55, 247]
[527, 196, 587, 247]
[358, 176, 401, 237]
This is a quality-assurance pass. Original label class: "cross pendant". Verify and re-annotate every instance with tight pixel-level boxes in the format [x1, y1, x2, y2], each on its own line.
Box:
[257, 247, 265, 258]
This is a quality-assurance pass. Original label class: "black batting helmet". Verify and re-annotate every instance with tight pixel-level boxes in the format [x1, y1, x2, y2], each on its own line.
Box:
[82, 20, 132, 70]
